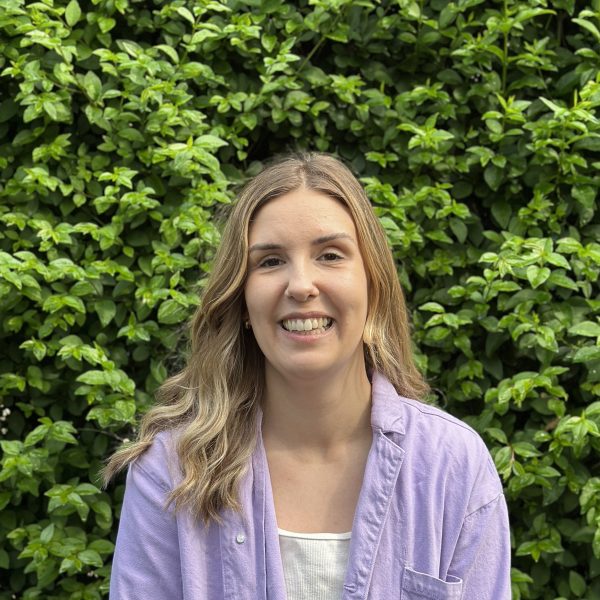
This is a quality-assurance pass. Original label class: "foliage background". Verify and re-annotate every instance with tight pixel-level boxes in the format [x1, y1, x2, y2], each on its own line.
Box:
[1, 0, 600, 597]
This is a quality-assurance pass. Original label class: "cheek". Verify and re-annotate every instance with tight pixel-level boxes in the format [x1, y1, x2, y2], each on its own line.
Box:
[338, 271, 369, 308]
[244, 278, 270, 319]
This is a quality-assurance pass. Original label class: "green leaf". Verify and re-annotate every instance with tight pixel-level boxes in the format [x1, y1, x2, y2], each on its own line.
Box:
[76, 483, 100, 496]
[573, 17, 600, 42]
[569, 569, 587, 597]
[494, 446, 512, 479]
[88, 539, 115, 554]
[50, 421, 78, 444]
[449, 218, 467, 243]
[98, 16, 116, 33]
[83, 71, 102, 101]
[484, 165, 504, 191]
[59, 557, 79, 574]
[78, 549, 103, 567]
[119, 128, 145, 142]
[91, 500, 112, 527]
[0, 440, 23, 456]
[512, 442, 541, 458]
[0, 492, 10, 511]
[40, 523, 55, 544]
[439, 4, 457, 27]
[302, 66, 330, 87]
[195, 135, 228, 150]
[485, 427, 508, 444]
[491, 201, 511, 228]
[156, 44, 179, 64]
[177, 6, 195, 24]
[573, 346, 600, 363]
[76, 370, 109, 386]
[43, 102, 58, 121]
[24, 423, 48, 447]
[95, 300, 117, 327]
[419, 302, 445, 313]
[547, 272, 578, 291]
[569, 321, 600, 337]
[539, 97, 563, 113]
[157, 299, 188, 325]
[65, 0, 81, 26]
[527, 266, 551, 288]
[20, 338, 47, 361]
[515, 540, 541, 560]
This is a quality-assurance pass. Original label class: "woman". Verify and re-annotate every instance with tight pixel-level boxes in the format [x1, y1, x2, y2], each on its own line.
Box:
[105, 153, 510, 599]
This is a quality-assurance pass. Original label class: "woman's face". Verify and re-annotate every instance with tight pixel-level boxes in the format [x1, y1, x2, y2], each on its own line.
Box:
[244, 187, 369, 383]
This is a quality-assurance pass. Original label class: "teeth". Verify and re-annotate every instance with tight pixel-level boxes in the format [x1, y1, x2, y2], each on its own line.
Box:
[282, 317, 332, 332]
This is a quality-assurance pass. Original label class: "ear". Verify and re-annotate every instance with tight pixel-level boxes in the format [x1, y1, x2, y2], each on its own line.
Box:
[241, 303, 250, 328]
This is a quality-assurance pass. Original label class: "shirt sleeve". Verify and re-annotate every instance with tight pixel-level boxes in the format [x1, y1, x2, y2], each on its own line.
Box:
[448, 473, 512, 599]
[109, 445, 183, 600]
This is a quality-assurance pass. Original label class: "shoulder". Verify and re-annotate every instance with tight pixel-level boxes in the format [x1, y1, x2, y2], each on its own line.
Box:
[131, 429, 182, 492]
[372, 372, 485, 451]
[371, 374, 503, 512]
[403, 397, 502, 511]
[400, 395, 485, 451]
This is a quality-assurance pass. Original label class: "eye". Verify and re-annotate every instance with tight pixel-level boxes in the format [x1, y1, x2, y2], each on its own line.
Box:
[258, 257, 283, 268]
[320, 252, 343, 261]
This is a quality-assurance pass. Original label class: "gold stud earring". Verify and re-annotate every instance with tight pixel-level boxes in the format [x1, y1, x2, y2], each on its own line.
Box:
[244, 320, 251, 329]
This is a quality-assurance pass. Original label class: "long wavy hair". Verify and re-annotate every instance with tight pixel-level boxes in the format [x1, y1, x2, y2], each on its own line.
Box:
[103, 152, 429, 523]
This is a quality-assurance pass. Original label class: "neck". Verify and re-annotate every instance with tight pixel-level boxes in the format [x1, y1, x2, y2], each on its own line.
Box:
[261, 363, 372, 456]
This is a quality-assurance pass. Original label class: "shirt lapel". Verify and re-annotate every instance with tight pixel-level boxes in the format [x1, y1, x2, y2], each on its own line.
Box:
[342, 429, 405, 598]
[343, 373, 407, 599]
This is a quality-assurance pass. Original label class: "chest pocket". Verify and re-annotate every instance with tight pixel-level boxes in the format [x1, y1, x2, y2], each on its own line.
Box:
[401, 567, 463, 600]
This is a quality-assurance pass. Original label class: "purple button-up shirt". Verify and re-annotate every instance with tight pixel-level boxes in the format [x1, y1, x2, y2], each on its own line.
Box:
[110, 373, 511, 599]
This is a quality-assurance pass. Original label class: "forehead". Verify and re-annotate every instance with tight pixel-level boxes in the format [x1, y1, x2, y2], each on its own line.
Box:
[248, 188, 357, 242]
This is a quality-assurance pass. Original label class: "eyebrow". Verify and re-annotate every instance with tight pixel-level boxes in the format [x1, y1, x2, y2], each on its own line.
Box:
[248, 233, 355, 253]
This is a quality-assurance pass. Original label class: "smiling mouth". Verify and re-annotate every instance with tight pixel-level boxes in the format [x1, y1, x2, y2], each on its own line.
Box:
[281, 317, 333, 334]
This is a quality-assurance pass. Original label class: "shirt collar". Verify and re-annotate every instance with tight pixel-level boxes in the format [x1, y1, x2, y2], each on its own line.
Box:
[370, 372, 406, 436]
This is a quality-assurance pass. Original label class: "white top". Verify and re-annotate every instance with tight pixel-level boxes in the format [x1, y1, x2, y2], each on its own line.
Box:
[278, 529, 351, 600]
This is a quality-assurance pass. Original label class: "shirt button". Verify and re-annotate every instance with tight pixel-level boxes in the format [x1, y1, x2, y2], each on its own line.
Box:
[236, 534, 246, 544]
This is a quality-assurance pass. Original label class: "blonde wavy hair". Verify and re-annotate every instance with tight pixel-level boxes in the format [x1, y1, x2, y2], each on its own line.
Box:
[103, 152, 429, 523]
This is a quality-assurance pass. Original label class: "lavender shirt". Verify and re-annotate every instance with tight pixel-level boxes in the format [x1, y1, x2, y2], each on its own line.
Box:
[110, 373, 511, 599]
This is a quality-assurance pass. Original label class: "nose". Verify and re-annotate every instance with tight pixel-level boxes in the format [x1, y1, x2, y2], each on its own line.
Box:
[285, 262, 319, 302]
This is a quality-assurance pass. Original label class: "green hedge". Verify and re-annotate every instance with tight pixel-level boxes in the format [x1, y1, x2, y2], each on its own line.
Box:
[1, 0, 599, 597]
